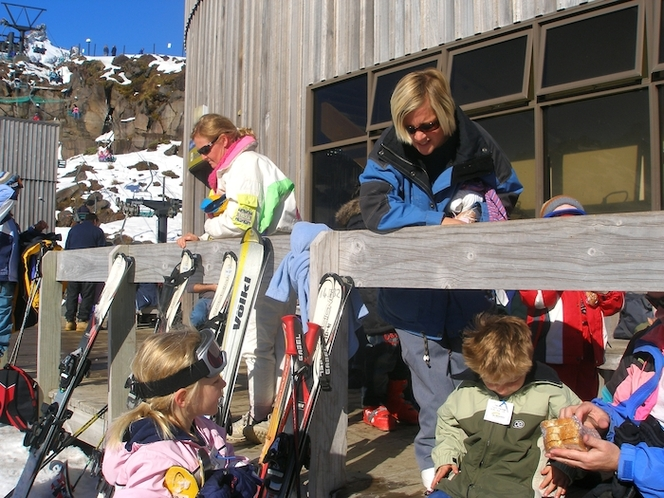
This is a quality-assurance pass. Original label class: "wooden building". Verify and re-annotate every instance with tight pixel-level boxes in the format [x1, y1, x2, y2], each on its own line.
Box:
[181, 0, 662, 231]
[0, 116, 59, 230]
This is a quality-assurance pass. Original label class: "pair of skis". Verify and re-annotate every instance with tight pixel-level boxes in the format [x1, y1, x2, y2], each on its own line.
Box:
[8, 252, 134, 498]
[155, 246, 238, 340]
[258, 273, 353, 498]
[154, 248, 201, 333]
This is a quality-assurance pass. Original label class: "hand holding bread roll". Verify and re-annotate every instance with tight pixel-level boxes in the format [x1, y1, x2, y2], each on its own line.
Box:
[541, 417, 591, 452]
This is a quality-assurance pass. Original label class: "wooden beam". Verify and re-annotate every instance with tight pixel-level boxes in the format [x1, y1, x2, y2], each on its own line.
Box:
[332, 212, 664, 291]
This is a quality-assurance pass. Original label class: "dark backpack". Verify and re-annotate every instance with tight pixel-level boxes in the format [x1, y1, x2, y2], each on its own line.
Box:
[0, 364, 38, 431]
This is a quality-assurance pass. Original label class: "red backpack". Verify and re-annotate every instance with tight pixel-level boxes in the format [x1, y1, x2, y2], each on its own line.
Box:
[0, 364, 38, 431]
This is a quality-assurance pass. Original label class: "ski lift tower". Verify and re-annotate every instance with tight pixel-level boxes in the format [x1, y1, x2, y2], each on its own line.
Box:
[0, 2, 45, 55]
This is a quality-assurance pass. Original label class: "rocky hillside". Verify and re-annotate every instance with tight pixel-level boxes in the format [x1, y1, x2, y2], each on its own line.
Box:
[0, 30, 186, 158]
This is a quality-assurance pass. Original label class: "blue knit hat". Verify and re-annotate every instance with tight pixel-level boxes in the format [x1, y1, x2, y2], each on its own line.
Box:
[540, 195, 586, 218]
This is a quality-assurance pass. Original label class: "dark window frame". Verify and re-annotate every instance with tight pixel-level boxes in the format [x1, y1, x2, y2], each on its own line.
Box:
[536, 0, 645, 98]
[447, 29, 533, 114]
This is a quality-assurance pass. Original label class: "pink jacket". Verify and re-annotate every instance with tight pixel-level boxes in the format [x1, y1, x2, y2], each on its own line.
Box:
[102, 416, 245, 497]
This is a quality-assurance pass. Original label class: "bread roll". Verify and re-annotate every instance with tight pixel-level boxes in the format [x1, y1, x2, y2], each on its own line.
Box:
[541, 418, 588, 451]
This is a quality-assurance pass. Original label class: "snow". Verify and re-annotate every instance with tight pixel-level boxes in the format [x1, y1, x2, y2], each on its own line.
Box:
[0, 425, 100, 496]
[55, 141, 185, 245]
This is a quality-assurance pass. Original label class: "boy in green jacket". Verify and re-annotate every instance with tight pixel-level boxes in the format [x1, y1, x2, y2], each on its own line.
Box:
[430, 313, 580, 498]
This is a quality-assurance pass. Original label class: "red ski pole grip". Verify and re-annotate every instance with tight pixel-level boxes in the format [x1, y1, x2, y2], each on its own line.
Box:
[304, 322, 321, 363]
[282, 315, 301, 356]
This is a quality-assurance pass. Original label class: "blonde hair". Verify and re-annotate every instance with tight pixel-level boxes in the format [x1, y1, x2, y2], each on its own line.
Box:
[105, 329, 206, 447]
[462, 313, 534, 385]
[390, 68, 457, 145]
[191, 113, 255, 143]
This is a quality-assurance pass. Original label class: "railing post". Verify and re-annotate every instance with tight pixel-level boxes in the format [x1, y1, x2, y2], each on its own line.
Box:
[308, 230, 347, 496]
[107, 249, 137, 422]
[37, 249, 62, 402]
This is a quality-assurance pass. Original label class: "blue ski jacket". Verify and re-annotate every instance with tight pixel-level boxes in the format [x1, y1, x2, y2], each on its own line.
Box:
[593, 323, 664, 498]
[358, 107, 522, 339]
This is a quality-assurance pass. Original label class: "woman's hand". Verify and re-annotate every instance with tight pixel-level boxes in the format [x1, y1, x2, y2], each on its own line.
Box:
[547, 435, 620, 473]
[441, 217, 467, 225]
[559, 402, 610, 433]
[176, 233, 200, 248]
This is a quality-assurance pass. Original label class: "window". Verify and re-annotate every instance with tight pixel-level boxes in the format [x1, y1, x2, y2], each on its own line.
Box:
[450, 33, 530, 112]
[313, 75, 367, 146]
[475, 110, 535, 219]
[311, 144, 366, 224]
[543, 90, 650, 214]
[539, 4, 642, 96]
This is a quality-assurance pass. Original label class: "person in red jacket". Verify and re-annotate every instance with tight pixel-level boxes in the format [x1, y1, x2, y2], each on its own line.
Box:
[519, 196, 624, 401]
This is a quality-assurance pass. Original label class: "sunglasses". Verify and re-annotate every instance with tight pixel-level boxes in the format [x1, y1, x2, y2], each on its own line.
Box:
[196, 135, 220, 156]
[125, 329, 227, 405]
[405, 120, 440, 135]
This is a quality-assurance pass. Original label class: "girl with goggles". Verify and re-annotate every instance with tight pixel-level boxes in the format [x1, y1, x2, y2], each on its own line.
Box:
[102, 328, 259, 497]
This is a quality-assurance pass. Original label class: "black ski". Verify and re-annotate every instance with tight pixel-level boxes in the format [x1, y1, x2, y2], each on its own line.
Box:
[154, 248, 201, 333]
[216, 228, 271, 431]
[258, 273, 353, 498]
[7, 253, 134, 498]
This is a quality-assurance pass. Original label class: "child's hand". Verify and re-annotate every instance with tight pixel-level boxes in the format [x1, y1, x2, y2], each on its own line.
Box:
[431, 463, 459, 489]
[540, 464, 570, 498]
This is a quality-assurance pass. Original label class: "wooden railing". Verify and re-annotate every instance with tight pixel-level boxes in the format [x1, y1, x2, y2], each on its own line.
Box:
[38, 211, 664, 496]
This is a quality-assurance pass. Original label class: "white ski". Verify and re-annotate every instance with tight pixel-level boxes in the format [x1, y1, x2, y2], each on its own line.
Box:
[217, 228, 271, 430]
[9, 253, 134, 498]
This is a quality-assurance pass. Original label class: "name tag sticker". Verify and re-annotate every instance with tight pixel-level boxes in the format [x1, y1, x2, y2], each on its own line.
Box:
[484, 399, 513, 425]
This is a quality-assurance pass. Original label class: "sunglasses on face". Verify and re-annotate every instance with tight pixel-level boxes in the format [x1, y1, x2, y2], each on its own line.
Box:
[197, 135, 220, 156]
[405, 120, 440, 135]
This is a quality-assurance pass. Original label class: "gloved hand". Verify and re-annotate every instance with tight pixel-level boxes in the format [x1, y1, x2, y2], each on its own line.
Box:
[198, 465, 262, 498]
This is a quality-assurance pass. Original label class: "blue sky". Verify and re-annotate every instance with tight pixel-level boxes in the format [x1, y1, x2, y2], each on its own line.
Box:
[1, 0, 185, 56]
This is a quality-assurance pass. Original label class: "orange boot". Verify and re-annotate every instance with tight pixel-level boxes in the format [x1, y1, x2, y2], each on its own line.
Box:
[386, 380, 419, 425]
[363, 405, 397, 432]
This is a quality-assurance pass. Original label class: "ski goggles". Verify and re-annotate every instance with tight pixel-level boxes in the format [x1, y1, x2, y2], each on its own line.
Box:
[126, 329, 226, 402]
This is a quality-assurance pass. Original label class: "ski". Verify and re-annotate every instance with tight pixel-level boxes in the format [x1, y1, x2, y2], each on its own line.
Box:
[154, 248, 201, 333]
[258, 273, 353, 498]
[216, 228, 271, 431]
[202, 250, 237, 341]
[8, 253, 134, 498]
[49, 460, 74, 498]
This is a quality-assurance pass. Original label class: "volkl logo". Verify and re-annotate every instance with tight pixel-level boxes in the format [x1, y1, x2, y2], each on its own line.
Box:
[233, 276, 252, 330]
